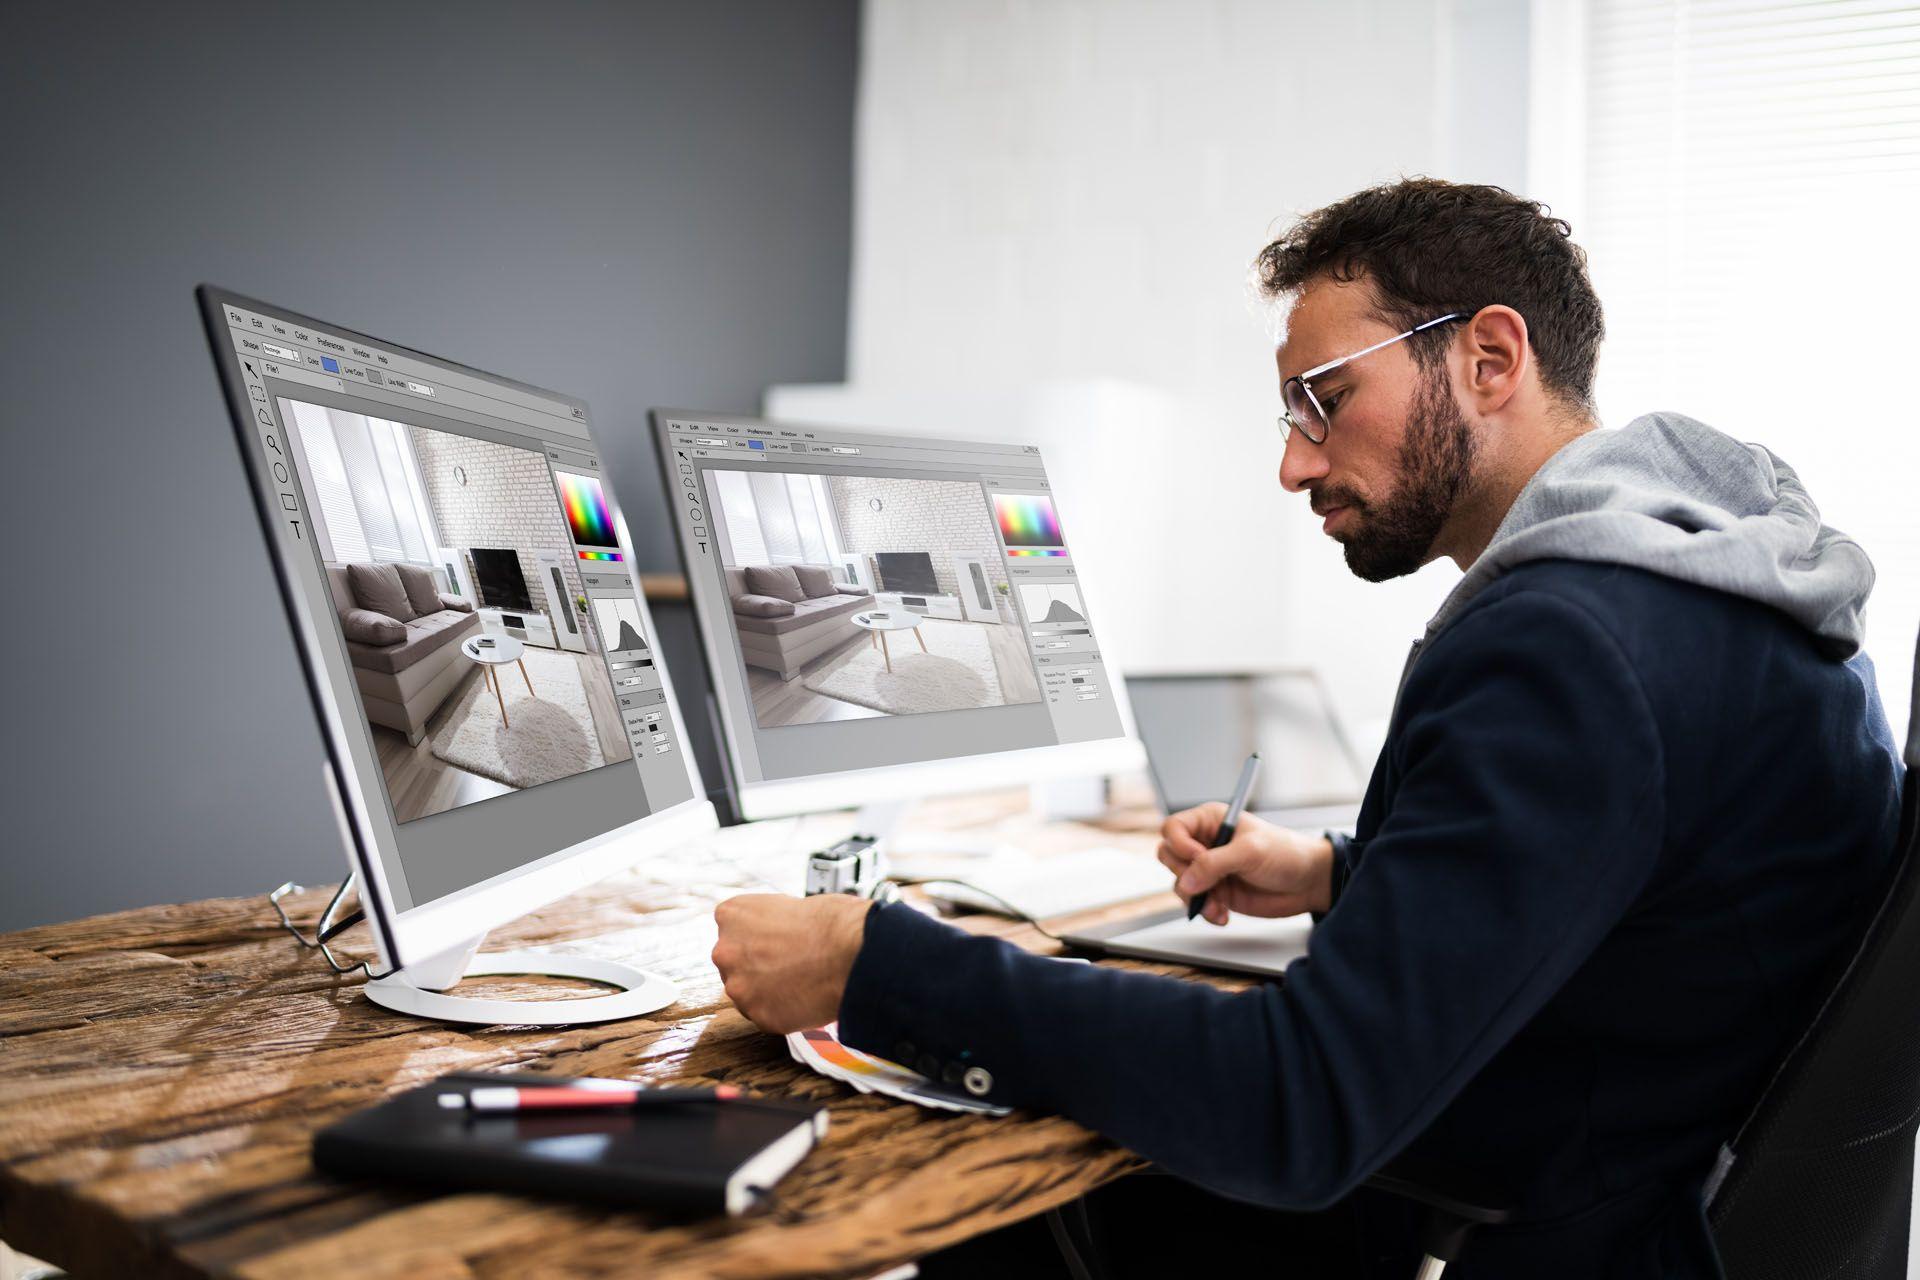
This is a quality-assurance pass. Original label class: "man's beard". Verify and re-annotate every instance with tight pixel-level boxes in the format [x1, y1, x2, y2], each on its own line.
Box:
[1322, 371, 1477, 583]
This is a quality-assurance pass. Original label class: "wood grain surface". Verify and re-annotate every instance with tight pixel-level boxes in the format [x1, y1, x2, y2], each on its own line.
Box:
[0, 787, 1243, 1279]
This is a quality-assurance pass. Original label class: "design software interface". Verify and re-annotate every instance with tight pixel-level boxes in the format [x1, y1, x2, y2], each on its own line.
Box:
[214, 297, 692, 910]
[654, 413, 1126, 784]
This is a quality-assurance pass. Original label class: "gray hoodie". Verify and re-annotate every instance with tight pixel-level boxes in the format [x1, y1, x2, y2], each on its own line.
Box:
[1422, 411, 1875, 663]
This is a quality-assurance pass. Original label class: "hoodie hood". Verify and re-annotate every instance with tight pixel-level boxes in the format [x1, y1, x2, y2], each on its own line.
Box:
[1424, 412, 1873, 660]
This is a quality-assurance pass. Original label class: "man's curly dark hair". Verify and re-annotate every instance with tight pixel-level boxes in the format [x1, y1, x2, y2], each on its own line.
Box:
[1255, 177, 1605, 413]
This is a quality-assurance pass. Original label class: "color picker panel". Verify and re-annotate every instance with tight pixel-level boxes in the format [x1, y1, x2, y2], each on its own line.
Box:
[993, 493, 1064, 548]
[556, 472, 619, 548]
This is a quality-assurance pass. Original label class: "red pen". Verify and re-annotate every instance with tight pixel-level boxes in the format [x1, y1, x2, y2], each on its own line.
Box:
[437, 1082, 741, 1113]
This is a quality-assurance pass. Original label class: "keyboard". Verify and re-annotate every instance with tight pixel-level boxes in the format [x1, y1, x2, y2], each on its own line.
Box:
[920, 846, 1172, 921]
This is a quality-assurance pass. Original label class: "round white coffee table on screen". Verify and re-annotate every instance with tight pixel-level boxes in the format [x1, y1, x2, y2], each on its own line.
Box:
[461, 632, 534, 727]
[850, 608, 927, 674]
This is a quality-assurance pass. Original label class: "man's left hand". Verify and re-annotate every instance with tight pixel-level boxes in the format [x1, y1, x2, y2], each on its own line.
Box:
[711, 893, 872, 1034]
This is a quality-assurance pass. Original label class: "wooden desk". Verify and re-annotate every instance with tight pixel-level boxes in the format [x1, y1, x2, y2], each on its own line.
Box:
[0, 791, 1240, 1279]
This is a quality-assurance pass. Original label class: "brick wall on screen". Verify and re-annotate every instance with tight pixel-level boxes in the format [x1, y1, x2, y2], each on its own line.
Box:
[410, 426, 587, 634]
[827, 474, 1014, 621]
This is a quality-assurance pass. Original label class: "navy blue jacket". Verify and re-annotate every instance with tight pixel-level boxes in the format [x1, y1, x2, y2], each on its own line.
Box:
[838, 560, 1902, 1276]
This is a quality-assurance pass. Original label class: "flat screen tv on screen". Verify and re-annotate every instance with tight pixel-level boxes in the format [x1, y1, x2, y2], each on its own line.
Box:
[470, 548, 533, 612]
[876, 551, 939, 595]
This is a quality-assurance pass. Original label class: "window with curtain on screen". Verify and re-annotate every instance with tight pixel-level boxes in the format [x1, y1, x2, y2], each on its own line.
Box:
[710, 470, 846, 568]
[283, 400, 440, 567]
[1535, 0, 1920, 740]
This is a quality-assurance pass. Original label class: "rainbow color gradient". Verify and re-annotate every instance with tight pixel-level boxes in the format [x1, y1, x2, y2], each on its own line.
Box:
[1006, 547, 1067, 557]
[555, 472, 619, 548]
[577, 549, 624, 562]
[992, 493, 1064, 548]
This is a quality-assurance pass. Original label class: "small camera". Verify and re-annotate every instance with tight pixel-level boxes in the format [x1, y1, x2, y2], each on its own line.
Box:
[805, 834, 882, 897]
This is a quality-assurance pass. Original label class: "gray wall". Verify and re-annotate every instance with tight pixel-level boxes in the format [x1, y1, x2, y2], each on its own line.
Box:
[0, 1, 856, 930]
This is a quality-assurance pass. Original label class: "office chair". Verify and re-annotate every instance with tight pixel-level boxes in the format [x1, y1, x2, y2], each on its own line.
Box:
[1702, 627, 1920, 1279]
[1367, 628, 1920, 1279]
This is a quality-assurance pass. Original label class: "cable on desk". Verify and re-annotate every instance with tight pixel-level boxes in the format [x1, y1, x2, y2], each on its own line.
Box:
[900, 880, 1067, 942]
[268, 876, 394, 980]
[1046, 1204, 1104, 1280]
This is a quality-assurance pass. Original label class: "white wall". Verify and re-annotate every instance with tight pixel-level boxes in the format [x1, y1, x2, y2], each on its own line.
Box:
[837, 0, 1533, 750]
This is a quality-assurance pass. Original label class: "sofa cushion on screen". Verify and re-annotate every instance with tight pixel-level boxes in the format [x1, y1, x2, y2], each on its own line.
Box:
[323, 563, 358, 618]
[438, 592, 475, 613]
[792, 564, 838, 599]
[348, 608, 479, 675]
[724, 567, 749, 600]
[348, 562, 418, 622]
[341, 609, 407, 646]
[732, 591, 870, 635]
[394, 563, 443, 618]
[734, 594, 798, 618]
[744, 565, 806, 603]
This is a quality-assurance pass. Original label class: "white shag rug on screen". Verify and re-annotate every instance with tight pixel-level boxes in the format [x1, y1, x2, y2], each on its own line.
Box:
[803, 618, 1018, 716]
[430, 646, 607, 788]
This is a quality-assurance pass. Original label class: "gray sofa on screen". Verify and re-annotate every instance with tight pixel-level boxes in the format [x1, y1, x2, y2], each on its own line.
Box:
[325, 561, 482, 745]
[727, 563, 872, 679]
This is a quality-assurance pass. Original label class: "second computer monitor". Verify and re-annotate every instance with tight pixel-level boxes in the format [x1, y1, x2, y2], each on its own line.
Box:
[652, 411, 1137, 820]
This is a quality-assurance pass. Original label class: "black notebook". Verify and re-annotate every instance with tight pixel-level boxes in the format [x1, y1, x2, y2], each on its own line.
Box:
[313, 1072, 826, 1216]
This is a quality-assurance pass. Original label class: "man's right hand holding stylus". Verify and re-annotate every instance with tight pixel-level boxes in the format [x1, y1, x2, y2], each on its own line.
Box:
[1156, 804, 1335, 926]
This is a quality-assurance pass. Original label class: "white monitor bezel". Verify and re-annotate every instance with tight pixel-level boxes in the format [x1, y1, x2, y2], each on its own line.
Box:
[201, 287, 715, 973]
[649, 408, 1145, 823]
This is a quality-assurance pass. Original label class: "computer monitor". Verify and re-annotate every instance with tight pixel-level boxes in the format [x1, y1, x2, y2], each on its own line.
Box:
[200, 287, 715, 1025]
[649, 410, 1141, 824]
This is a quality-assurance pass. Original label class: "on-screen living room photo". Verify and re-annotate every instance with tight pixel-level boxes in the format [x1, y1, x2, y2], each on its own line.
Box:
[279, 397, 632, 824]
[702, 469, 1043, 728]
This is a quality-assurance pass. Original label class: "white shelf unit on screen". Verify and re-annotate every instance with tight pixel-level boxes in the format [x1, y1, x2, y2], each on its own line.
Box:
[478, 606, 557, 650]
[874, 590, 964, 621]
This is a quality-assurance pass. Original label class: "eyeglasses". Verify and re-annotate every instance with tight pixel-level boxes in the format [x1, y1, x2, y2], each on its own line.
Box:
[1278, 312, 1464, 445]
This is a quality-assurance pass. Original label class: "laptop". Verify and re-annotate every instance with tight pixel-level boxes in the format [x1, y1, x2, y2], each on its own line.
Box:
[1123, 669, 1368, 831]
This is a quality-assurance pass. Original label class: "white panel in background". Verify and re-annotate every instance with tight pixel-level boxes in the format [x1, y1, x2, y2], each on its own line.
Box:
[839, 0, 1531, 738]
[765, 379, 1286, 678]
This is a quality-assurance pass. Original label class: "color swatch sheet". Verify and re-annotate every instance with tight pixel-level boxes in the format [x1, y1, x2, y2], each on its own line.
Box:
[992, 492, 1064, 548]
[787, 1024, 1010, 1116]
[555, 471, 620, 548]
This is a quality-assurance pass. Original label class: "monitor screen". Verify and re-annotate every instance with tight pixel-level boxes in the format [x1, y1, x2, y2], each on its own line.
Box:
[207, 291, 697, 913]
[653, 412, 1126, 789]
[470, 547, 534, 612]
[875, 551, 938, 594]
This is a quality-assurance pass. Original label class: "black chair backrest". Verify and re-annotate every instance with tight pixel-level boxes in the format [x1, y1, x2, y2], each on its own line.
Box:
[1706, 628, 1920, 1280]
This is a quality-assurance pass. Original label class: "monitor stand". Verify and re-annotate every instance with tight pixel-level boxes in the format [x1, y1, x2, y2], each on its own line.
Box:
[363, 933, 678, 1027]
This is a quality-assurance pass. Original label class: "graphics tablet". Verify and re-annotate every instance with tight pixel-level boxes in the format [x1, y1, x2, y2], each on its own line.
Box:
[1059, 907, 1313, 980]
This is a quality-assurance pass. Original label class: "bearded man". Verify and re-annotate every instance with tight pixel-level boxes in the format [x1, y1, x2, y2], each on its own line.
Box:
[709, 179, 1902, 1278]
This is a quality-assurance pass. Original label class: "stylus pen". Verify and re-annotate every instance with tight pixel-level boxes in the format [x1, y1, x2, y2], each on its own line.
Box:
[438, 1083, 742, 1113]
[1186, 751, 1262, 921]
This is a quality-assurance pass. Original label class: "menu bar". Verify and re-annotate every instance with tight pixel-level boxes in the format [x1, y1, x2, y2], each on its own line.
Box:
[220, 302, 585, 433]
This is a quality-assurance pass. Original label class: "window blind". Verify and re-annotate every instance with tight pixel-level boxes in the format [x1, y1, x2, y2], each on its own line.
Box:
[1579, 0, 1920, 738]
[287, 400, 370, 564]
[285, 401, 438, 570]
[712, 471, 845, 570]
